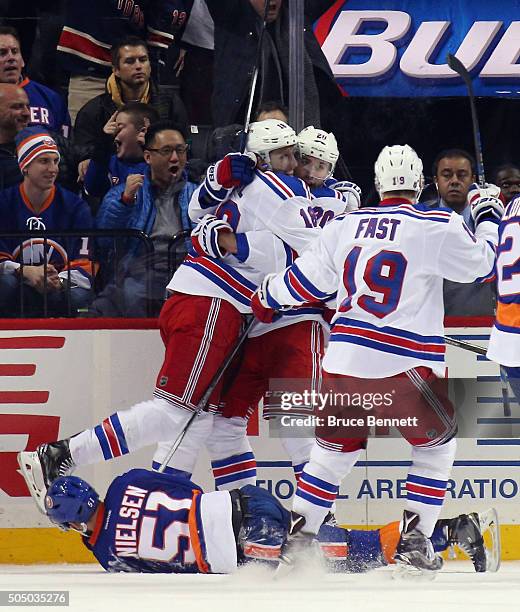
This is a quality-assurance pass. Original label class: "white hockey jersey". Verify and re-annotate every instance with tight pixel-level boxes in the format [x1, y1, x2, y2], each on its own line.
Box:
[487, 196, 520, 366]
[169, 171, 344, 336]
[264, 200, 498, 377]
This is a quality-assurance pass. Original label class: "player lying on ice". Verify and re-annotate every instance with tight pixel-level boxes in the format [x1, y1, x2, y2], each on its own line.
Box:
[43, 469, 500, 574]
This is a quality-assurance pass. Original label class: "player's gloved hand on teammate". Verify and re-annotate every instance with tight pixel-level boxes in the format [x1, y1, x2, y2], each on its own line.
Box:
[251, 274, 282, 323]
[214, 152, 257, 190]
[467, 182, 504, 207]
[471, 196, 505, 226]
[331, 180, 362, 211]
[191, 215, 233, 258]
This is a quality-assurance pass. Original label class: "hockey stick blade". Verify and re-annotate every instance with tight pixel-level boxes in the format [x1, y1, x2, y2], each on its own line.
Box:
[447, 53, 472, 90]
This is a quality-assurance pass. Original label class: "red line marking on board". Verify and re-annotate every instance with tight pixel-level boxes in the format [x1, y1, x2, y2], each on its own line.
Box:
[0, 337, 65, 349]
[0, 391, 49, 403]
[0, 364, 36, 376]
[0, 318, 158, 330]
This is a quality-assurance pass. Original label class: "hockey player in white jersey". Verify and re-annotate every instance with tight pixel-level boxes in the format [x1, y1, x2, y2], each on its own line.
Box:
[294, 125, 361, 208]
[251, 144, 503, 574]
[157, 120, 352, 487]
[487, 194, 520, 403]
[16, 120, 344, 511]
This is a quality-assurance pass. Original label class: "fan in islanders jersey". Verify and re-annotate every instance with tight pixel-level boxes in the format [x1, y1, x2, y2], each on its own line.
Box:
[252, 144, 503, 576]
[42, 470, 499, 574]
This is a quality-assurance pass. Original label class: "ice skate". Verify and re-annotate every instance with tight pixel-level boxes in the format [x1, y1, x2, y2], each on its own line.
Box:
[276, 512, 321, 577]
[445, 508, 501, 572]
[394, 510, 443, 579]
[18, 440, 75, 514]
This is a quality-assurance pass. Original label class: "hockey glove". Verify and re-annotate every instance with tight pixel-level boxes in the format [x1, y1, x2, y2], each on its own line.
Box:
[251, 274, 281, 324]
[191, 214, 233, 258]
[331, 180, 362, 211]
[467, 182, 503, 207]
[471, 196, 505, 226]
[215, 152, 257, 189]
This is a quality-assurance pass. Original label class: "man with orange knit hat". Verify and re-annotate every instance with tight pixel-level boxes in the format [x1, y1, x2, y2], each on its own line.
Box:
[0, 126, 93, 316]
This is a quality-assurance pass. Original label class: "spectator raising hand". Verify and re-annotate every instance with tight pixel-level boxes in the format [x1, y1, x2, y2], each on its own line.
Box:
[122, 174, 145, 204]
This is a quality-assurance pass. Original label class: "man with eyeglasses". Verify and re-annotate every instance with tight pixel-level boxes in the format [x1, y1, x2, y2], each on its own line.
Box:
[92, 120, 197, 316]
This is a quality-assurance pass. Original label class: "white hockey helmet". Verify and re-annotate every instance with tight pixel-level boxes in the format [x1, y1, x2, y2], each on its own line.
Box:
[297, 126, 339, 174]
[374, 144, 424, 199]
[246, 119, 297, 167]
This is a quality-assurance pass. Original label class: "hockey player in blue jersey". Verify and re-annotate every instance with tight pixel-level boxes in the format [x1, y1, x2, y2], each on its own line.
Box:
[42, 470, 499, 574]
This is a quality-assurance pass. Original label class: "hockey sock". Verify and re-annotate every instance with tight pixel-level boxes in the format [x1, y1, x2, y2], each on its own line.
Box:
[405, 438, 457, 536]
[69, 398, 196, 466]
[206, 414, 257, 489]
[278, 434, 313, 481]
[151, 410, 214, 476]
[293, 442, 363, 534]
[318, 523, 386, 572]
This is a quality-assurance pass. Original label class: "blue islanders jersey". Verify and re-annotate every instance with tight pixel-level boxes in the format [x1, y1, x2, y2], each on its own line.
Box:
[0, 184, 93, 280]
[488, 196, 520, 366]
[83, 469, 237, 574]
[20, 78, 71, 138]
[84, 156, 147, 198]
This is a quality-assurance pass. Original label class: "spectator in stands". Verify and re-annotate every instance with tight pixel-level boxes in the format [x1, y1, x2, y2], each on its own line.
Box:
[75, 37, 188, 179]
[83, 102, 159, 202]
[494, 163, 520, 204]
[0, 26, 71, 137]
[176, 0, 214, 125]
[206, 1, 342, 130]
[255, 100, 289, 122]
[91, 121, 197, 316]
[0, 127, 94, 317]
[58, 1, 192, 124]
[0, 82, 29, 189]
[427, 148, 495, 316]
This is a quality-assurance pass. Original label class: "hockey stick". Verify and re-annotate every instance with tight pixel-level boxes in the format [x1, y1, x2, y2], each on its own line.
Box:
[446, 54, 512, 414]
[446, 53, 486, 186]
[445, 338, 513, 416]
[158, 315, 256, 472]
[240, 0, 270, 153]
[444, 336, 487, 356]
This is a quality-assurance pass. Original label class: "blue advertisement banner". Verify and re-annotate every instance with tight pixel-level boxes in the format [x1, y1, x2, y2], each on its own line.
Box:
[314, 0, 520, 97]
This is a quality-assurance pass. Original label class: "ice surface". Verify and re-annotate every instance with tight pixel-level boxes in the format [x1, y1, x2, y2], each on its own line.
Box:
[1, 562, 519, 612]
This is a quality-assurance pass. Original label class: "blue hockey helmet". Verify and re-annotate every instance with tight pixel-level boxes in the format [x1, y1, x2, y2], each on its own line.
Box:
[44, 476, 99, 532]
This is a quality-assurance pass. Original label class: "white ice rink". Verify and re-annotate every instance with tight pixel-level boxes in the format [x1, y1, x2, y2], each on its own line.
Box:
[1, 562, 519, 612]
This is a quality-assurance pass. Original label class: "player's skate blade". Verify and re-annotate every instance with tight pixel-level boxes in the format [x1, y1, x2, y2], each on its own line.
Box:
[478, 508, 501, 572]
[17, 451, 48, 514]
[393, 510, 443, 580]
[18, 440, 75, 514]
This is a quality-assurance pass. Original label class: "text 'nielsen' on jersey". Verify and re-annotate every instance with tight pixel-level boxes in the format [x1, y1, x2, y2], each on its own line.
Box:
[83, 469, 237, 574]
[265, 202, 498, 378]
